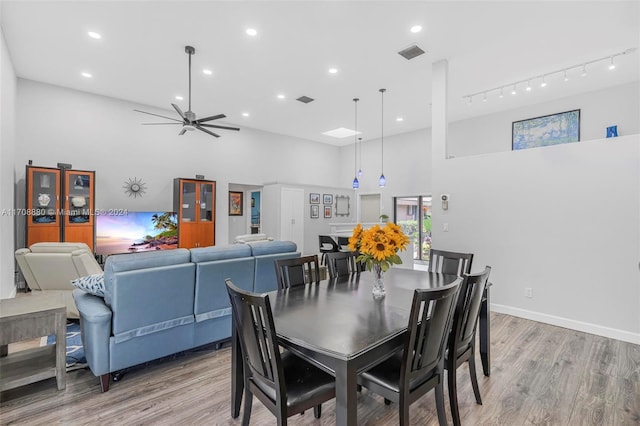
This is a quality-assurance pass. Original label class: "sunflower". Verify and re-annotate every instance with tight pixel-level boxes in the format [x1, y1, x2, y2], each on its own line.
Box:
[349, 222, 409, 269]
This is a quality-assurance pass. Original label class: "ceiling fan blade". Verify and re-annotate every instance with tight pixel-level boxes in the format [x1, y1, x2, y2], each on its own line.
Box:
[179, 128, 187, 136]
[195, 114, 226, 123]
[171, 103, 188, 121]
[142, 122, 182, 125]
[199, 123, 240, 131]
[134, 109, 183, 123]
[196, 125, 220, 138]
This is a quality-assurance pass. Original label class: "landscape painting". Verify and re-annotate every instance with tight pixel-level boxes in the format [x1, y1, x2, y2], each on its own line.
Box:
[512, 109, 580, 150]
[96, 211, 178, 256]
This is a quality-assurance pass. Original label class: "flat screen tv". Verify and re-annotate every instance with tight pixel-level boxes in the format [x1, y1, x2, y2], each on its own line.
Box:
[96, 211, 178, 256]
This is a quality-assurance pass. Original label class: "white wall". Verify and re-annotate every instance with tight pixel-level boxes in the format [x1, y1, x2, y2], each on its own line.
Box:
[0, 25, 17, 298]
[431, 73, 640, 343]
[449, 82, 640, 158]
[15, 79, 344, 247]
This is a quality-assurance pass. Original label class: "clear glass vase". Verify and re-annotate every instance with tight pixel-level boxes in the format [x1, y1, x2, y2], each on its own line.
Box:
[371, 263, 386, 299]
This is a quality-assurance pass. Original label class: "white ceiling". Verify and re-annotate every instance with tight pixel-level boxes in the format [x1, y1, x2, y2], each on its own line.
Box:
[1, 1, 638, 146]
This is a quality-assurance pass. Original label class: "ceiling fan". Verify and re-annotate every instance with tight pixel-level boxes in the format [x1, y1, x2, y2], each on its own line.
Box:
[134, 45, 240, 138]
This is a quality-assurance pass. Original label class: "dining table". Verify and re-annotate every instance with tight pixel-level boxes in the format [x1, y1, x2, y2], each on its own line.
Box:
[230, 267, 492, 426]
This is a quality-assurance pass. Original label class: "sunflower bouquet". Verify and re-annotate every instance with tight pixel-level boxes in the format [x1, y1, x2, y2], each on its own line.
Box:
[348, 222, 410, 273]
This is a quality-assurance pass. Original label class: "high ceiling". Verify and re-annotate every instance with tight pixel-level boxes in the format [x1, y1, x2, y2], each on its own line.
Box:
[2, 1, 638, 146]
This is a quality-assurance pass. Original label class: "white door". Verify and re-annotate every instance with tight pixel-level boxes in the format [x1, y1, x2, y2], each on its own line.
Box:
[280, 188, 304, 252]
[360, 193, 381, 223]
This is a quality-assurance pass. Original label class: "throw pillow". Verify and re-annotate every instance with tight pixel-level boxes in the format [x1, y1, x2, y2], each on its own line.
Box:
[71, 273, 105, 297]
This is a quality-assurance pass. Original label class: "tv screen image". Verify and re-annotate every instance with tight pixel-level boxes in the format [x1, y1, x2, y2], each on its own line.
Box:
[96, 211, 178, 256]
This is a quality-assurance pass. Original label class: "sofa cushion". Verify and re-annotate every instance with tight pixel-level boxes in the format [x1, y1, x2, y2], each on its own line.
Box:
[247, 240, 297, 256]
[190, 244, 252, 263]
[71, 273, 105, 297]
[29, 242, 92, 253]
[104, 249, 191, 273]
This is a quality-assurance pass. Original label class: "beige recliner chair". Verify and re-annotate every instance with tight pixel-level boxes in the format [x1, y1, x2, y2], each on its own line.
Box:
[15, 242, 103, 318]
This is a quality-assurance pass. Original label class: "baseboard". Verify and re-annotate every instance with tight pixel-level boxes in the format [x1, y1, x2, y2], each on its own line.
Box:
[491, 303, 640, 345]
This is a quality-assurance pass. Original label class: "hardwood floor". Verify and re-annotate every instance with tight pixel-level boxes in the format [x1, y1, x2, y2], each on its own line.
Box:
[1, 313, 638, 425]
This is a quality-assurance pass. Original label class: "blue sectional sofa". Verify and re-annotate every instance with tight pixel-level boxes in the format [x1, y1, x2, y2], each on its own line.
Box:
[72, 240, 299, 392]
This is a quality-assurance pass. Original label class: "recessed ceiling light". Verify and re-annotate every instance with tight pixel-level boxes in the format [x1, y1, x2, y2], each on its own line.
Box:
[277, 94, 285, 99]
[410, 25, 422, 33]
[202, 69, 213, 76]
[175, 95, 184, 101]
[87, 31, 101, 39]
[246, 28, 257, 36]
[242, 112, 250, 117]
[396, 117, 404, 122]
[322, 128, 360, 138]
[328, 68, 338, 74]
[81, 72, 92, 78]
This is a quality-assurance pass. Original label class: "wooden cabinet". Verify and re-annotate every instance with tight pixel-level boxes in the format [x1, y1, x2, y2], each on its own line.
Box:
[173, 178, 215, 248]
[26, 166, 62, 246]
[26, 166, 96, 250]
[62, 170, 95, 251]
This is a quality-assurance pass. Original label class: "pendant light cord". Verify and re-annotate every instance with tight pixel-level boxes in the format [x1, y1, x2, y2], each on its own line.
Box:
[380, 88, 386, 175]
[354, 98, 359, 177]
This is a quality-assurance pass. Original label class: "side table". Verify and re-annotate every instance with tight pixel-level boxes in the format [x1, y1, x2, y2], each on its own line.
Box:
[0, 295, 67, 391]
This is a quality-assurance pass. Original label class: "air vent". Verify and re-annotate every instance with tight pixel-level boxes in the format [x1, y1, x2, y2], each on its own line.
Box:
[296, 96, 315, 104]
[398, 44, 426, 60]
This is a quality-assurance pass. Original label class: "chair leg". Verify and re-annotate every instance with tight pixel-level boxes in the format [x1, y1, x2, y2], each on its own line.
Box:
[99, 374, 110, 392]
[398, 396, 409, 426]
[242, 388, 253, 426]
[468, 355, 483, 405]
[448, 366, 462, 426]
[435, 382, 447, 426]
[313, 404, 322, 419]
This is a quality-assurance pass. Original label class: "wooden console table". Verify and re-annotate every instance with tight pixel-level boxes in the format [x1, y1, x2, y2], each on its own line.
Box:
[0, 295, 66, 391]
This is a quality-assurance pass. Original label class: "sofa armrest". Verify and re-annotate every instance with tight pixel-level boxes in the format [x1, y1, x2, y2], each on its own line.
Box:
[73, 289, 112, 376]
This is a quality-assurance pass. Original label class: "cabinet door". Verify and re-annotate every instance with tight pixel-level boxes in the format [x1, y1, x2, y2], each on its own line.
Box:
[280, 188, 304, 251]
[180, 181, 198, 223]
[27, 167, 61, 246]
[63, 170, 95, 250]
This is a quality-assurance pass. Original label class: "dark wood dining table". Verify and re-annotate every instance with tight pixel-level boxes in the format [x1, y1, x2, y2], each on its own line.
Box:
[230, 268, 492, 426]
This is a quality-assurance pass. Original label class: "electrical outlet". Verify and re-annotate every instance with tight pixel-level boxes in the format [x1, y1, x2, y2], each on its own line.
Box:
[443, 223, 449, 232]
[525, 288, 533, 298]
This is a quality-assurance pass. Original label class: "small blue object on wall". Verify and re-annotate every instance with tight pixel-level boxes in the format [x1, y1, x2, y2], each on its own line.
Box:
[606, 125, 618, 138]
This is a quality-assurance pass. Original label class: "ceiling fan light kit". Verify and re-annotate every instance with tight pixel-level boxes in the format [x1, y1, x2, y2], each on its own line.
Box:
[135, 45, 240, 138]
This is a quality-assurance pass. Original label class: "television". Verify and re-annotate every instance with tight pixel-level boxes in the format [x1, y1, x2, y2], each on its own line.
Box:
[96, 211, 178, 256]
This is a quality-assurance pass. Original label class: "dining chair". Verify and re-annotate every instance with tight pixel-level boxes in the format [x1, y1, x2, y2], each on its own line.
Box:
[325, 251, 357, 278]
[318, 235, 339, 265]
[274, 255, 321, 289]
[357, 279, 462, 426]
[446, 266, 492, 426]
[428, 249, 474, 276]
[336, 236, 350, 251]
[225, 279, 336, 426]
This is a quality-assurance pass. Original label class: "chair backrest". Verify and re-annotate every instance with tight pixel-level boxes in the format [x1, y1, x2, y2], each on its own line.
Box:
[226, 279, 285, 400]
[318, 235, 339, 252]
[325, 251, 357, 278]
[274, 255, 321, 289]
[336, 236, 350, 251]
[428, 249, 473, 277]
[450, 266, 491, 358]
[400, 279, 461, 392]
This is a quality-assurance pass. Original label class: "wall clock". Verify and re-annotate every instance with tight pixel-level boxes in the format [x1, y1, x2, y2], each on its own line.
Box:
[123, 177, 147, 198]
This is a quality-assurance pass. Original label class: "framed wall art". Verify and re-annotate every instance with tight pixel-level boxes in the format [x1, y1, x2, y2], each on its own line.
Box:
[310, 193, 320, 204]
[512, 109, 580, 150]
[323, 194, 333, 205]
[310, 205, 319, 218]
[324, 206, 332, 218]
[229, 191, 243, 216]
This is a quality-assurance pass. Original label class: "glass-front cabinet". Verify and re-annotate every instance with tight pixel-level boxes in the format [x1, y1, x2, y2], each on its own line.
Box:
[63, 170, 95, 250]
[26, 166, 62, 246]
[173, 178, 215, 248]
[26, 166, 96, 249]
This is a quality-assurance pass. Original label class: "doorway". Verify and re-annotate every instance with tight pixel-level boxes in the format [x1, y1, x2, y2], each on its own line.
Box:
[250, 191, 261, 234]
[393, 196, 432, 261]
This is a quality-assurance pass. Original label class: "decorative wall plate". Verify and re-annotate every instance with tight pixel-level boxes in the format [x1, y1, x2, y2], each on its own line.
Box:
[123, 177, 147, 198]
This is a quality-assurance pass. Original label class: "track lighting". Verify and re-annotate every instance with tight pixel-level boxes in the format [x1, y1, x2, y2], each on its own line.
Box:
[461, 47, 636, 104]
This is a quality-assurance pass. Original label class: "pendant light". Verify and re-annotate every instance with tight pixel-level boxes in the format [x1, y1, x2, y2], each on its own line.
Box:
[352, 98, 360, 189]
[378, 88, 386, 188]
